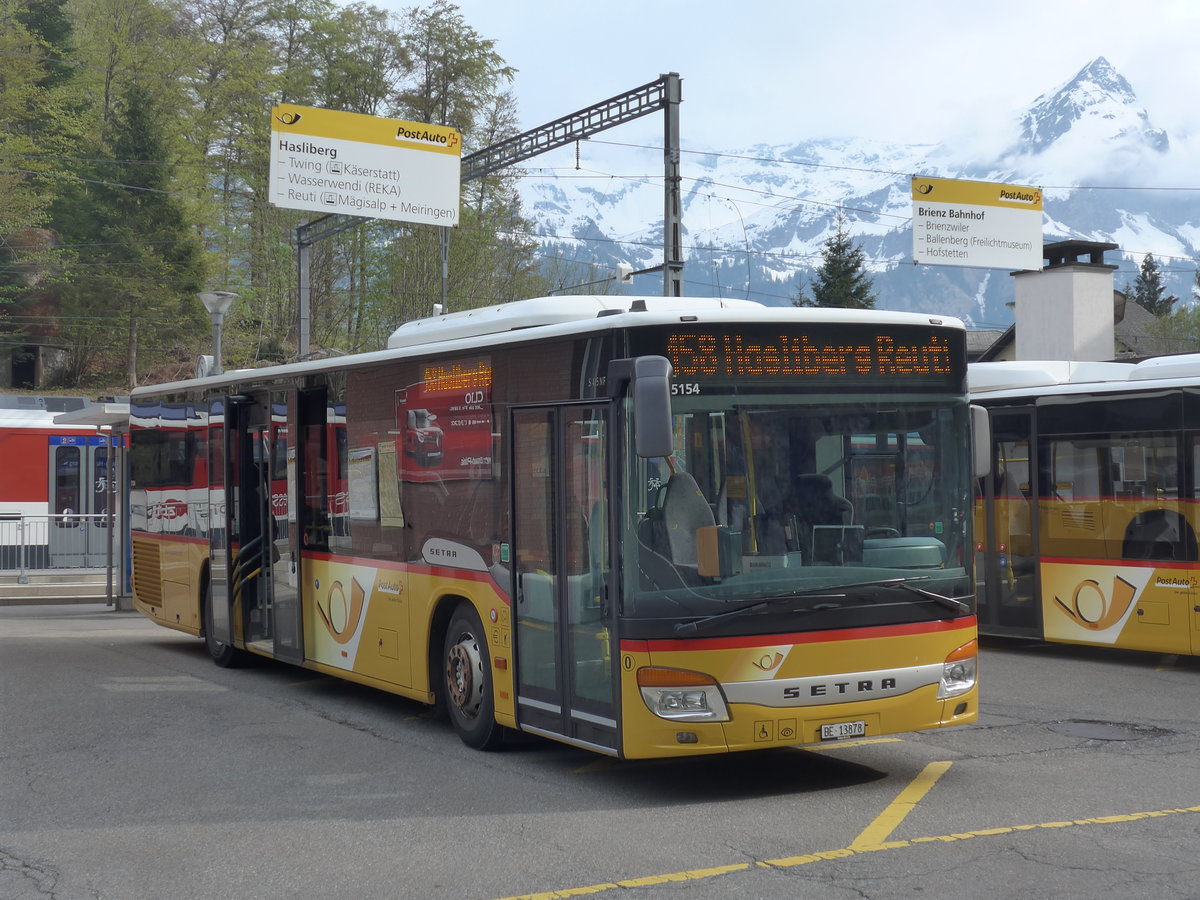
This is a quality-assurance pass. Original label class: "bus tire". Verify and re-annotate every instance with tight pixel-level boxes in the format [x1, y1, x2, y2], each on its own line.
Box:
[442, 602, 503, 750]
[203, 576, 243, 668]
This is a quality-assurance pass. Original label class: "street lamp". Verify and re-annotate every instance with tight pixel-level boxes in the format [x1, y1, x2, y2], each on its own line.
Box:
[196, 291, 237, 375]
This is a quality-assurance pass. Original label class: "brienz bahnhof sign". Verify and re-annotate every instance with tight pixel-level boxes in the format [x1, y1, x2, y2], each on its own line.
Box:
[912, 176, 1044, 270]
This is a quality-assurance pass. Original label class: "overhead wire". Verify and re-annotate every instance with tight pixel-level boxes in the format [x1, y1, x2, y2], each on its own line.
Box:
[6, 138, 1199, 291]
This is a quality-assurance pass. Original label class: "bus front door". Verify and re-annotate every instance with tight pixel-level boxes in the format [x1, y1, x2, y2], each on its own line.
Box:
[512, 405, 618, 754]
[979, 408, 1040, 635]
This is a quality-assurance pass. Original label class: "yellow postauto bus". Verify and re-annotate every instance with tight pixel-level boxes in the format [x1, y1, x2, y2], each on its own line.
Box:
[128, 296, 981, 758]
[971, 354, 1200, 655]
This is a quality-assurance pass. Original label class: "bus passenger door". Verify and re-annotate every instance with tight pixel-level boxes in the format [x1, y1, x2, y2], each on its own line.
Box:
[512, 405, 617, 754]
[223, 393, 302, 659]
[208, 402, 233, 647]
[978, 408, 1040, 635]
[269, 393, 302, 663]
[1191, 434, 1200, 655]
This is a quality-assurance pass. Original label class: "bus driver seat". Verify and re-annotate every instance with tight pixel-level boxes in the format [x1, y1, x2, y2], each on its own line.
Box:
[791, 473, 853, 558]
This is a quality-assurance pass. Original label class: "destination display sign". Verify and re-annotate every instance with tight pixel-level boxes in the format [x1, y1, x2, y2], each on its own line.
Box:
[631, 324, 966, 389]
[912, 177, 1043, 271]
[268, 104, 461, 226]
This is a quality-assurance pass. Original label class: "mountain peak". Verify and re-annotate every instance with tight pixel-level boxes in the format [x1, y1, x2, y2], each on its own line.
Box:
[1018, 56, 1167, 153]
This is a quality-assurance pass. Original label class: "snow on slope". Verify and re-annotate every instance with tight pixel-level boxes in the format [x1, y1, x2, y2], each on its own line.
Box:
[518, 58, 1197, 327]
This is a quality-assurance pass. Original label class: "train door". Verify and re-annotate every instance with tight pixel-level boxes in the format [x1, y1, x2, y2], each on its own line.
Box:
[48, 434, 118, 567]
[218, 392, 303, 660]
[978, 407, 1040, 635]
[511, 404, 617, 754]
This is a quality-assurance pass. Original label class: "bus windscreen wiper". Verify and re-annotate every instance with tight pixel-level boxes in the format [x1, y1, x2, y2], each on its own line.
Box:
[673, 578, 970, 635]
[850, 577, 973, 615]
[673, 581, 900, 636]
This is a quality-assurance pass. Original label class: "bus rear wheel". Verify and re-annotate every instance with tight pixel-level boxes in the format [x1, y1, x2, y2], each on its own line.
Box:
[442, 603, 503, 750]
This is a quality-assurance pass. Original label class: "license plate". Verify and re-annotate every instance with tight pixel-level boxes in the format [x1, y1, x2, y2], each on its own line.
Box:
[820, 720, 866, 741]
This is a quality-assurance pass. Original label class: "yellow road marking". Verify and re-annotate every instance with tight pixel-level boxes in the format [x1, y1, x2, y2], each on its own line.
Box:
[495, 864, 749, 899]
[491, 792, 1200, 900]
[849, 760, 952, 849]
[806, 737, 903, 751]
[762, 804, 1200, 867]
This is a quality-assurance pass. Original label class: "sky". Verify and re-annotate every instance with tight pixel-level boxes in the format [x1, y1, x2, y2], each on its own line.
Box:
[381, 0, 1200, 160]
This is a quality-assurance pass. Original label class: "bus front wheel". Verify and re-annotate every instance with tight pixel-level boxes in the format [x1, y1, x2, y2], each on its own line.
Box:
[442, 603, 503, 750]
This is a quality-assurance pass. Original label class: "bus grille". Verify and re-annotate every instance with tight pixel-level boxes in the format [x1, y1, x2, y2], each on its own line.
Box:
[1059, 508, 1096, 531]
[131, 540, 164, 607]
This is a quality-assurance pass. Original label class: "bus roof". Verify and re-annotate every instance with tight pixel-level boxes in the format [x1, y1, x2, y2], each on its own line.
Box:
[969, 352, 1200, 399]
[133, 295, 966, 398]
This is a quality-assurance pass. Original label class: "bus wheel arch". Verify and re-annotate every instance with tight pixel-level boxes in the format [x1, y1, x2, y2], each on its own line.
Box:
[438, 598, 504, 750]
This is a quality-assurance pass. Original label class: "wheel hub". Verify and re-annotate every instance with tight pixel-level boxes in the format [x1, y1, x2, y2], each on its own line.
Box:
[446, 634, 484, 717]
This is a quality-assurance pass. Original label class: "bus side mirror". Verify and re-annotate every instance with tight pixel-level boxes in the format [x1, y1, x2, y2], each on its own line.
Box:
[608, 355, 675, 459]
[970, 404, 991, 479]
[632, 356, 674, 459]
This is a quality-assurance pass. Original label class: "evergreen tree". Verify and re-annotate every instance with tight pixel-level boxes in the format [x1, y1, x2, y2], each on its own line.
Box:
[793, 213, 877, 309]
[1128, 253, 1178, 317]
[55, 81, 206, 387]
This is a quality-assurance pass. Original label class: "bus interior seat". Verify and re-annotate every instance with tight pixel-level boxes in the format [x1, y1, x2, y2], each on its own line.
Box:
[637, 471, 715, 588]
[660, 471, 715, 568]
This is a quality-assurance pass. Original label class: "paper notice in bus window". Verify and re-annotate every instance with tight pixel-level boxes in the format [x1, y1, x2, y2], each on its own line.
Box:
[348, 447, 378, 521]
[377, 442, 404, 528]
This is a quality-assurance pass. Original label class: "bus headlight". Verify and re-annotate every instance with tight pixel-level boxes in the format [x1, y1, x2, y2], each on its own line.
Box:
[638, 667, 730, 722]
[937, 640, 978, 699]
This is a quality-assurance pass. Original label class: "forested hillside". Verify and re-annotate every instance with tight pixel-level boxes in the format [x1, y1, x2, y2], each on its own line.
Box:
[1, 0, 546, 388]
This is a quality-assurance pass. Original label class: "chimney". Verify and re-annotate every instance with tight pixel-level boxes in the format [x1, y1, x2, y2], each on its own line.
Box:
[1012, 240, 1118, 361]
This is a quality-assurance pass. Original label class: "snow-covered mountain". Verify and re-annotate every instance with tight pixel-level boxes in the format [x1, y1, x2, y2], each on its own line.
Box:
[519, 57, 1197, 328]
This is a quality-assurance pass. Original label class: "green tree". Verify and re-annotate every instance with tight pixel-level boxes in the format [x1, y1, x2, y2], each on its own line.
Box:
[793, 213, 877, 309]
[0, 0, 90, 363]
[55, 81, 206, 387]
[1128, 253, 1178, 317]
[396, 0, 514, 137]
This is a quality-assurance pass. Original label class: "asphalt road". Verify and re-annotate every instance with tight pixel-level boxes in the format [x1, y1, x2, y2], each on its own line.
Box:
[2, 603, 1199, 899]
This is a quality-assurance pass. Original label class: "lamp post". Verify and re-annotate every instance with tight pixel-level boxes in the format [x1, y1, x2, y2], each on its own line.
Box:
[197, 291, 237, 375]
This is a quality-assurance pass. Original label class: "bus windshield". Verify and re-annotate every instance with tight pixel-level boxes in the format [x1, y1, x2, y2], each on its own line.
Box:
[623, 393, 973, 635]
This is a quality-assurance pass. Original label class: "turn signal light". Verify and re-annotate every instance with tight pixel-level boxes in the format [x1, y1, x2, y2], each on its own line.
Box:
[938, 640, 978, 699]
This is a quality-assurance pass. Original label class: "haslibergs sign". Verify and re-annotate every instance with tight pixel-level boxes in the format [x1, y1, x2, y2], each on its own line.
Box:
[269, 104, 461, 226]
[912, 176, 1043, 270]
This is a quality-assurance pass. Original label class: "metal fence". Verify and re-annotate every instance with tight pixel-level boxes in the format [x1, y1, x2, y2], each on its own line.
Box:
[0, 514, 117, 582]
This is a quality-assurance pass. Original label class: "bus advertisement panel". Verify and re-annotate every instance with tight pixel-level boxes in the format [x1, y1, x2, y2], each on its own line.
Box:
[396, 356, 493, 482]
